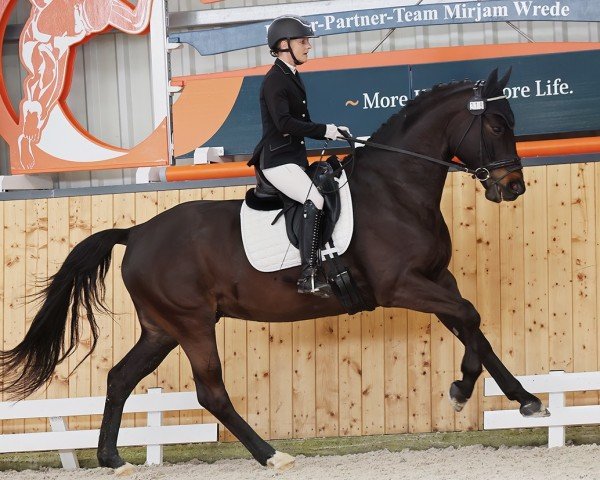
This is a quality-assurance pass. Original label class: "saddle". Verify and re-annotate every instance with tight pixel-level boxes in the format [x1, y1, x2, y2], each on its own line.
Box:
[244, 156, 343, 248]
[241, 158, 367, 314]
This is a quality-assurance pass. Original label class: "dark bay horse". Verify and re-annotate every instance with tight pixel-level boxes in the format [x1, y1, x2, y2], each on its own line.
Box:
[0, 69, 548, 473]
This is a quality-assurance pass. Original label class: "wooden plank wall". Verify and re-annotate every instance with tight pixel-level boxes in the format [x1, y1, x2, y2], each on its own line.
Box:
[0, 163, 598, 440]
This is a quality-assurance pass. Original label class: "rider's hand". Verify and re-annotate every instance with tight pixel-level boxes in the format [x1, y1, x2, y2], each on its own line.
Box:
[336, 126, 351, 139]
[324, 124, 339, 140]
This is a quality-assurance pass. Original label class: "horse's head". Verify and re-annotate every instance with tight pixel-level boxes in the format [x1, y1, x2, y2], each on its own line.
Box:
[450, 68, 525, 203]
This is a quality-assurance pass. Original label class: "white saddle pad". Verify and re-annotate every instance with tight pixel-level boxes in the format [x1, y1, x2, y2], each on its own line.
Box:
[240, 172, 354, 272]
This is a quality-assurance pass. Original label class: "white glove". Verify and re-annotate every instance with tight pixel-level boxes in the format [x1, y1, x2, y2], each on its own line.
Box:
[336, 126, 351, 139]
[324, 124, 339, 140]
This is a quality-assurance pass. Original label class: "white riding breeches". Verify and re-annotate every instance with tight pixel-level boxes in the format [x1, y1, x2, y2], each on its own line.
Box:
[262, 163, 324, 210]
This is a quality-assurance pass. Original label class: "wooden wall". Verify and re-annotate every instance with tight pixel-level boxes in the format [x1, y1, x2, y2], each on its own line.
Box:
[0, 163, 598, 440]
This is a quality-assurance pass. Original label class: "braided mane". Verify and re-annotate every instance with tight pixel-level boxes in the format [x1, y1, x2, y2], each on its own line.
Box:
[368, 80, 473, 144]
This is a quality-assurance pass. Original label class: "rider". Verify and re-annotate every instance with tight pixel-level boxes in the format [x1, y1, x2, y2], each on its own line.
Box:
[248, 15, 350, 297]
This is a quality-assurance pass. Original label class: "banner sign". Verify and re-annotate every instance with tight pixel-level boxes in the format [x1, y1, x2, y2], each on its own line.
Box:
[172, 0, 594, 55]
[412, 51, 600, 139]
[173, 48, 600, 158]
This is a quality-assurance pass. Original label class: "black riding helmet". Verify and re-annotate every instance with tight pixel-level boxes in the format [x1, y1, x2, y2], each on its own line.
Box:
[267, 15, 316, 55]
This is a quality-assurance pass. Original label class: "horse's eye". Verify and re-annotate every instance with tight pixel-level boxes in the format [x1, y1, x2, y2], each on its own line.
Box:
[491, 126, 504, 134]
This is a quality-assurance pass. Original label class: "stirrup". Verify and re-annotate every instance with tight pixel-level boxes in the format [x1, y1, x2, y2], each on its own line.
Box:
[297, 272, 332, 298]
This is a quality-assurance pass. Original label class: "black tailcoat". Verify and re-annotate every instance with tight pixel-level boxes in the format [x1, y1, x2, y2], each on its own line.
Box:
[248, 59, 327, 168]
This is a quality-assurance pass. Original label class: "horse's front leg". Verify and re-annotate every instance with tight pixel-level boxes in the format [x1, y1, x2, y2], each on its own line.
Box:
[431, 269, 548, 416]
[390, 269, 548, 417]
[474, 328, 549, 416]
[435, 311, 540, 415]
[436, 311, 482, 412]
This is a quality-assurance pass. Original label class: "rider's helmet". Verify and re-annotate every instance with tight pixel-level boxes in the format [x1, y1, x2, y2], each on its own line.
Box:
[267, 16, 316, 54]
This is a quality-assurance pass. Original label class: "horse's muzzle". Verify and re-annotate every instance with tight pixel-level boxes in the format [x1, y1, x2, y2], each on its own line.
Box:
[508, 177, 526, 196]
[484, 170, 526, 203]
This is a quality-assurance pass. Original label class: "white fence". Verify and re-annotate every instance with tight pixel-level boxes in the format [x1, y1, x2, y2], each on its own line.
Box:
[484, 370, 600, 448]
[0, 388, 218, 469]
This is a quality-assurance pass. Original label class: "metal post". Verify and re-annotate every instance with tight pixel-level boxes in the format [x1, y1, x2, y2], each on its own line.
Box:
[150, 0, 175, 165]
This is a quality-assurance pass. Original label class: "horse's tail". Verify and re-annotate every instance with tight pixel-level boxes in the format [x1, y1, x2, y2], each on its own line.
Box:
[0, 228, 130, 399]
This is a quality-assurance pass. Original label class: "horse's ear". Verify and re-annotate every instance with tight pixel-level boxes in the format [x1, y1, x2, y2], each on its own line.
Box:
[498, 67, 512, 89]
[486, 68, 499, 87]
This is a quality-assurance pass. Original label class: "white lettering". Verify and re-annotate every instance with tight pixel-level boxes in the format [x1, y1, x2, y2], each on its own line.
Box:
[393, 7, 438, 23]
[393, 7, 406, 22]
[503, 85, 531, 99]
[487, 5, 509, 18]
[444, 4, 460, 20]
[324, 15, 335, 30]
[514, 1, 570, 17]
[444, 3, 475, 21]
[559, 81, 570, 94]
[535, 78, 572, 96]
[364, 92, 381, 109]
[513, 1, 533, 15]
[363, 92, 409, 109]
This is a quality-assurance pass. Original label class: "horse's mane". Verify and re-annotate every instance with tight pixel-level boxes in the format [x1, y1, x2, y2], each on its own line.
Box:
[342, 72, 509, 163]
[368, 80, 473, 144]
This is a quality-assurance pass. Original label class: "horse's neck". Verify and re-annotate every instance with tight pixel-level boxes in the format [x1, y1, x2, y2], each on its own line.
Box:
[354, 137, 451, 210]
[352, 96, 465, 209]
[382, 161, 447, 206]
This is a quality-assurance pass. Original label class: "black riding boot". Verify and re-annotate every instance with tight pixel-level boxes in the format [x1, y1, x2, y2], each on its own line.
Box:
[297, 200, 332, 298]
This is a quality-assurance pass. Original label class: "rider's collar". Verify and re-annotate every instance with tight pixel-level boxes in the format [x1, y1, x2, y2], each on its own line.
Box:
[279, 59, 297, 74]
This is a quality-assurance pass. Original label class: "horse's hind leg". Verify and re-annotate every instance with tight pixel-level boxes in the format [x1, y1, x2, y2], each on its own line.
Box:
[180, 322, 293, 471]
[97, 318, 177, 472]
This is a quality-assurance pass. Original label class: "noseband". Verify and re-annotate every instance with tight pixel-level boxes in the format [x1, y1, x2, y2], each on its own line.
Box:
[454, 80, 523, 184]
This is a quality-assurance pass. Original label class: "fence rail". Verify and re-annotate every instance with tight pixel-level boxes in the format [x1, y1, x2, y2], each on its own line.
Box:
[0, 388, 218, 469]
[483, 371, 600, 447]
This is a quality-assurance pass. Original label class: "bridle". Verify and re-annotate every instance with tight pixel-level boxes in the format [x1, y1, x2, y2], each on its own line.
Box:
[453, 80, 523, 185]
[336, 81, 523, 186]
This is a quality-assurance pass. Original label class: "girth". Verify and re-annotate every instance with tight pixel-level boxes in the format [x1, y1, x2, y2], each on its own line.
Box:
[245, 156, 343, 249]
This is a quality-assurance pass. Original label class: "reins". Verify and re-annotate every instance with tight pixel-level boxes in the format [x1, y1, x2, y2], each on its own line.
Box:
[320, 88, 522, 193]
[338, 133, 488, 179]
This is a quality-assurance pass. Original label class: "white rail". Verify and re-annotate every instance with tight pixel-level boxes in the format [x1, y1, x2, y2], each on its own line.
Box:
[0, 388, 218, 469]
[484, 370, 600, 448]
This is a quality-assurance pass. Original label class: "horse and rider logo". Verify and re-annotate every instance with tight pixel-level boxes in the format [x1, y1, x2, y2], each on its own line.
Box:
[0, 0, 169, 174]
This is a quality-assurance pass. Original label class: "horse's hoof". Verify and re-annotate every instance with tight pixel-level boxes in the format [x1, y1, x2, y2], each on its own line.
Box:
[267, 451, 295, 472]
[520, 399, 550, 417]
[449, 382, 468, 412]
[114, 462, 136, 476]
